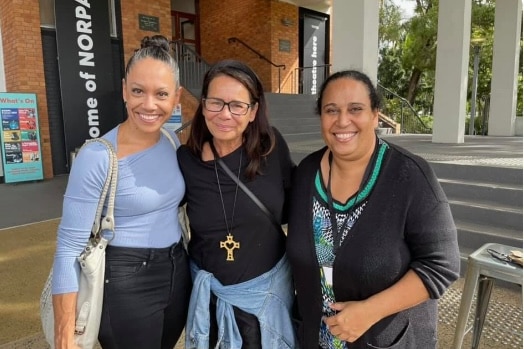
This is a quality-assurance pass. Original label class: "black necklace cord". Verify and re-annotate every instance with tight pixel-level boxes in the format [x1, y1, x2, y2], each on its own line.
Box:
[210, 141, 243, 235]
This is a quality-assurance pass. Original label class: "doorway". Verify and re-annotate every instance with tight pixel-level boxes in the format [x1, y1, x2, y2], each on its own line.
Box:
[299, 8, 329, 95]
[172, 11, 199, 54]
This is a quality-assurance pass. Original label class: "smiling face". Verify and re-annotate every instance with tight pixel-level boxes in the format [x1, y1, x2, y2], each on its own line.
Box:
[320, 77, 378, 161]
[203, 74, 257, 149]
[122, 57, 180, 135]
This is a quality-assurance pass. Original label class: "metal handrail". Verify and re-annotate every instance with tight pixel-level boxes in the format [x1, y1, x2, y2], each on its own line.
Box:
[293, 64, 331, 95]
[227, 37, 285, 70]
[171, 40, 211, 96]
[377, 83, 431, 134]
[175, 119, 192, 135]
[227, 37, 285, 92]
[171, 40, 212, 135]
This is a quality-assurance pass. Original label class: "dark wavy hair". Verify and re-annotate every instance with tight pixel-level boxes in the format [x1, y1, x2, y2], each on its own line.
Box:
[187, 59, 275, 180]
[124, 35, 179, 88]
[315, 70, 381, 115]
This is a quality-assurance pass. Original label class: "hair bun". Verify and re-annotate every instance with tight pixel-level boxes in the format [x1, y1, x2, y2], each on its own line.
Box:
[140, 35, 170, 52]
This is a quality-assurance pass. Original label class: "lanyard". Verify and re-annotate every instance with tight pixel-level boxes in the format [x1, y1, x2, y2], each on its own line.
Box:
[326, 152, 363, 256]
[326, 141, 379, 256]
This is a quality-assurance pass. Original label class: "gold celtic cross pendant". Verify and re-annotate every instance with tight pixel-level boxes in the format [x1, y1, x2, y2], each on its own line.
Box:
[220, 233, 240, 261]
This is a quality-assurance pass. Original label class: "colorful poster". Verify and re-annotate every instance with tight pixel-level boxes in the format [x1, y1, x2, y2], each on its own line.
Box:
[0, 93, 44, 183]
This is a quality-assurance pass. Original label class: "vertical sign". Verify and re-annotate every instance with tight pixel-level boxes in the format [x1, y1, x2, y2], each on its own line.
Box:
[55, 0, 119, 163]
[302, 14, 327, 95]
[0, 93, 44, 183]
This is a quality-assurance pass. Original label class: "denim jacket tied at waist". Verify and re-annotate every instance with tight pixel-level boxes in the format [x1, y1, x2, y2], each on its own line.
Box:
[185, 255, 296, 349]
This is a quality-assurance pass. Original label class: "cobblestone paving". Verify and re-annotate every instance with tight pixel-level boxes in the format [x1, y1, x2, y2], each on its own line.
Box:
[438, 286, 523, 348]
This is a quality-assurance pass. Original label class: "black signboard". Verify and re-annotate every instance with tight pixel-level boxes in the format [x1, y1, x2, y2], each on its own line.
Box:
[55, 0, 119, 165]
[302, 13, 327, 95]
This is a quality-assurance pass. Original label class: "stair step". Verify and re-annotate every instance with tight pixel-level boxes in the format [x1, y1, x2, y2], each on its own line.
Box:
[455, 222, 522, 275]
[441, 179, 523, 208]
[449, 200, 523, 231]
[456, 220, 522, 245]
[449, 199, 522, 214]
[430, 162, 523, 187]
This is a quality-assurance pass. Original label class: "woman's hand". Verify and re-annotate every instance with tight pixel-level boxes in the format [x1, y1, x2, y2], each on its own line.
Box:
[323, 300, 379, 343]
[323, 270, 430, 343]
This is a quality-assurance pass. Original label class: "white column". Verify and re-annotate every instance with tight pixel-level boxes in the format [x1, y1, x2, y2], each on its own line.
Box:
[488, 0, 522, 136]
[331, 0, 379, 84]
[432, 0, 472, 143]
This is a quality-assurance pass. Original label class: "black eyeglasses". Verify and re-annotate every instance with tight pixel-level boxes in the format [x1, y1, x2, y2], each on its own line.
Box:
[202, 98, 253, 116]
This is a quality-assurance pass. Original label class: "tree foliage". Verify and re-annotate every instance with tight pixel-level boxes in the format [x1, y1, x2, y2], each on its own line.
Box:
[378, 0, 523, 134]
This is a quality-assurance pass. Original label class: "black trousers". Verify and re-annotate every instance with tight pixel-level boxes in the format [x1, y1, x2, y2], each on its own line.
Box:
[209, 294, 262, 349]
[98, 241, 192, 349]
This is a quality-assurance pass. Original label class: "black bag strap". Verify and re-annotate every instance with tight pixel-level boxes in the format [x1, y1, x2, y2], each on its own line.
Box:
[210, 142, 283, 234]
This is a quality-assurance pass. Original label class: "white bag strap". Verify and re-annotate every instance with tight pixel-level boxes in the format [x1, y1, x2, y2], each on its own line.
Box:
[79, 138, 118, 239]
[160, 127, 180, 150]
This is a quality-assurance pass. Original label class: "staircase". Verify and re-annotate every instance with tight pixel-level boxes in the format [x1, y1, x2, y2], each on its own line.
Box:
[430, 162, 523, 273]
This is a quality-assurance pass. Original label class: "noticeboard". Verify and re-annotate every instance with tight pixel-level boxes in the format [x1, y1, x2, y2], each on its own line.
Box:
[0, 93, 44, 183]
[139, 14, 160, 32]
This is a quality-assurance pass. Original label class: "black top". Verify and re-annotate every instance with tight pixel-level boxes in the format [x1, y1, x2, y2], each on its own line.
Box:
[177, 129, 295, 285]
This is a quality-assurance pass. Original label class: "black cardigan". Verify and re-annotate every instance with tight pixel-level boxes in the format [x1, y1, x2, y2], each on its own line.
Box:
[286, 142, 460, 349]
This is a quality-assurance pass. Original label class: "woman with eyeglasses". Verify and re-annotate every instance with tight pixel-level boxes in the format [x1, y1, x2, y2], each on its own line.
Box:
[177, 59, 297, 348]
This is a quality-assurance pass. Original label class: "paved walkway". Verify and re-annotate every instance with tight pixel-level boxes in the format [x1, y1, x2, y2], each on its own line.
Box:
[0, 135, 522, 348]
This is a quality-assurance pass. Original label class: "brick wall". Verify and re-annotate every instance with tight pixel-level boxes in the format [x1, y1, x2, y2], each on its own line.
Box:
[120, 0, 173, 68]
[119, 0, 196, 143]
[270, 1, 299, 93]
[0, 0, 53, 178]
[199, 0, 298, 93]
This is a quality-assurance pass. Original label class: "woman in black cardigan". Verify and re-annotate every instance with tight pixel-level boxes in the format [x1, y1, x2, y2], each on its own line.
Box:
[286, 70, 460, 349]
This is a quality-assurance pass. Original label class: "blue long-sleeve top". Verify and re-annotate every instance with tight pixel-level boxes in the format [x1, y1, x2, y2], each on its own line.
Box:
[52, 126, 185, 294]
[185, 255, 297, 349]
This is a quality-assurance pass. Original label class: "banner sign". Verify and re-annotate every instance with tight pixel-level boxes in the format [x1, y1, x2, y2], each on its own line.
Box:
[303, 14, 327, 95]
[0, 93, 44, 183]
[55, 0, 119, 163]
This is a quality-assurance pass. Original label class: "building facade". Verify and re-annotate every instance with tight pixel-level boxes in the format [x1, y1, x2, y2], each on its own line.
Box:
[0, 0, 330, 180]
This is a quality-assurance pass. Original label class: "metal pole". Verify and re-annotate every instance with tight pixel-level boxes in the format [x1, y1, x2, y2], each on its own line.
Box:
[469, 45, 481, 135]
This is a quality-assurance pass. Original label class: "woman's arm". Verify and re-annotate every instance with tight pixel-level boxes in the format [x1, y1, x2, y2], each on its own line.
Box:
[51, 142, 110, 346]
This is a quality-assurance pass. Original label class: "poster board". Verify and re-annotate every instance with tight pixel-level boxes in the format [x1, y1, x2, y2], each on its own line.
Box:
[0, 93, 44, 183]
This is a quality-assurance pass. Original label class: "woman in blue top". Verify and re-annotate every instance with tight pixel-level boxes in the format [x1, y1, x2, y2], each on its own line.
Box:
[51, 35, 191, 349]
